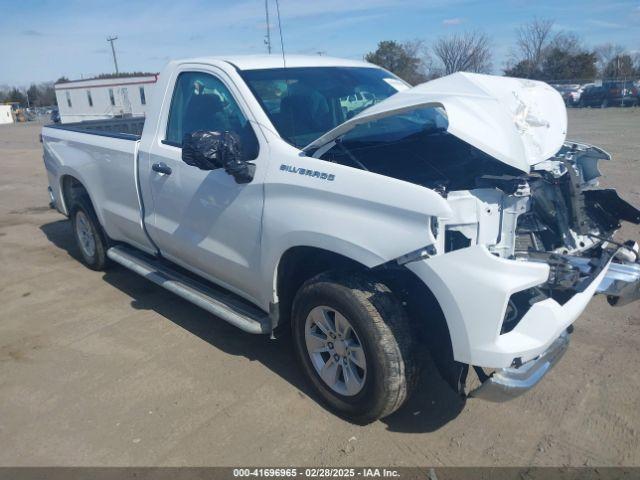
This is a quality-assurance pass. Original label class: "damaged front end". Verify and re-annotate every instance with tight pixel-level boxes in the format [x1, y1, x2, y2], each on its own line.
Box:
[487, 142, 639, 307]
[309, 72, 640, 401]
[450, 143, 640, 400]
[431, 140, 640, 329]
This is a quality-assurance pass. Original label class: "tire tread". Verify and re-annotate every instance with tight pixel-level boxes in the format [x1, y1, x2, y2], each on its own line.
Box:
[292, 271, 418, 423]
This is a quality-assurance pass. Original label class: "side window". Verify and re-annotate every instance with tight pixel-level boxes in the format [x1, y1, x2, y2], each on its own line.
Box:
[139, 86, 146, 105]
[66, 91, 72, 108]
[165, 71, 259, 160]
[109, 89, 115, 106]
[86, 90, 93, 107]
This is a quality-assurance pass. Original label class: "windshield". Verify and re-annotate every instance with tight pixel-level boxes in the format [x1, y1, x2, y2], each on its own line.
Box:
[318, 106, 520, 191]
[239, 67, 407, 148]
[338, 106, 448, 144]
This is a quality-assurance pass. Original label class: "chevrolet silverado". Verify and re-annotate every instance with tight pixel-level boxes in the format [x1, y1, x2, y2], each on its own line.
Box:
[42, 55, 640, 423]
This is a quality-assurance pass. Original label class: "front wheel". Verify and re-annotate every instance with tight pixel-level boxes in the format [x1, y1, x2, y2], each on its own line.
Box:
[292, 272, 418, 424]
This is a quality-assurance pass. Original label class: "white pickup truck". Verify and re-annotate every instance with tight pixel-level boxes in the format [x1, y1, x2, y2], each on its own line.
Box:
[42, 55, 640, 423]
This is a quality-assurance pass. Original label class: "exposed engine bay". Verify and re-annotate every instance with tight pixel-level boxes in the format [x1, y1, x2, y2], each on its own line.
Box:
[320, 125, 640, 319]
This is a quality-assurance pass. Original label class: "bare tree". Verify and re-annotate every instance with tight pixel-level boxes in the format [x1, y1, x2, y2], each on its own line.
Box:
[514, 18, 555, 75]
[594, 43, 626, 76]
[404, 39, 434, 76]
[634, 52, 640, 75]
[549, 32, 582, 55]
[432, 31, 492, 75]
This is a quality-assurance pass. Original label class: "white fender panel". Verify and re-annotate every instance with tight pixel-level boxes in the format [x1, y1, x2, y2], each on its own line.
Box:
[259, 148, 453, 307]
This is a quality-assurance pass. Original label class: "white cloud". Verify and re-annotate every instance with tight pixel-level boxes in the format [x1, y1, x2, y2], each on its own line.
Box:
[442, 17, 464, 26]
[586, 19, 625, 29]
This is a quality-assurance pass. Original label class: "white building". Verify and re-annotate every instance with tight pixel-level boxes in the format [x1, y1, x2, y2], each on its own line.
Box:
[54, 74, 158, 123]
[0, 105, 13, 124]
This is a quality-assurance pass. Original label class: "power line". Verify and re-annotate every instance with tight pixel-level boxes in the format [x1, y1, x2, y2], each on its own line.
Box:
[107, 35, 119, 74]
[274, 0, 286, 67]
[264, 0, 272, 54]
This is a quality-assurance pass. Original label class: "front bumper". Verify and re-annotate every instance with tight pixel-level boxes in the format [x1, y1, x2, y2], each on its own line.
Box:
[469, 331, 570, 402]
[407, 245, 639, 370]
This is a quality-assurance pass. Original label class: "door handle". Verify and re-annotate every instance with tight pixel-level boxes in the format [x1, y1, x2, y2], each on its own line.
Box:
[152, 162, 172, 175]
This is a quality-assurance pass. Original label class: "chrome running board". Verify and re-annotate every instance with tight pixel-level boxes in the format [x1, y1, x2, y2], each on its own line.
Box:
[106, 245, 271, 334]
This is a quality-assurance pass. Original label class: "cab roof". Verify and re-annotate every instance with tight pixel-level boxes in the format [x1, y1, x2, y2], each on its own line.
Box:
[180, 54, 375, 71]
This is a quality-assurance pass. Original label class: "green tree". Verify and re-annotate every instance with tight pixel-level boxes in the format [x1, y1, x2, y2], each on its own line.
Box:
[38, 83, 57, 106]
[5, 88, 26, 106]
[26, 84, 39, 107]
[504, 59, 543, 79]
[365, 40, 428, 85]
[541, 48, 597, 82]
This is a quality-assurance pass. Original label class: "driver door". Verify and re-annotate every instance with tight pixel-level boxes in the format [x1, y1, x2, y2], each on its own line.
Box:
[144, 69, 266, 304]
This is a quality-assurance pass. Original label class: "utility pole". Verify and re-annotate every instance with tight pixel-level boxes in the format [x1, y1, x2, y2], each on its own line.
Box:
[264, 0, 272, 54]
[107, 35, 119, 74]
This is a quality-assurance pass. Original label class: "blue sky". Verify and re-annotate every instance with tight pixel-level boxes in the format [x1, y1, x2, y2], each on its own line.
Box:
[0, 0, 638, 85]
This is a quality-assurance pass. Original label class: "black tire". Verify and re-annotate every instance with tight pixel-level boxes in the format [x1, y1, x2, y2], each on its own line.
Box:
[291, 271, 418, 424]
[600, 98, 609, 108]
[70, 195, 109, 271]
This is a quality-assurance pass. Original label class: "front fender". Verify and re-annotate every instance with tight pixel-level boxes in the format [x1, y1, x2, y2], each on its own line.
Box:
[259, 152, 453, 307]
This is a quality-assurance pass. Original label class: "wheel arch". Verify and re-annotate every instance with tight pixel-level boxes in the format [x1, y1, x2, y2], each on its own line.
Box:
[376, 264, 466, 394]
[59, 174, 108, 234]
[271, 245, 463, 394]
[274, 245, 368, 329]
[59, 173, 96, 214]
[60, 174, 86, 214]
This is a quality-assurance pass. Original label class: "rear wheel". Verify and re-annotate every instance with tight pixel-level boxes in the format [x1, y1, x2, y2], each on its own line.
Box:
[292, 271, 417, 424]
[70, 196, 109, 270]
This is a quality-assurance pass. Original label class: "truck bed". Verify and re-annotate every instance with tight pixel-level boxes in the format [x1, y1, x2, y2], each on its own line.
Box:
[42, 117, 155, 254]
[47, 116, 145, 140]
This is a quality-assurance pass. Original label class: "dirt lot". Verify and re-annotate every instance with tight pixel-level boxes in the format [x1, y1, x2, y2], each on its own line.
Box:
[0, 109, 639, 467]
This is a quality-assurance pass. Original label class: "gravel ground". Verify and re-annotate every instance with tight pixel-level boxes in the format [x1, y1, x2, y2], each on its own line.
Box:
[0, 109, 638, 467]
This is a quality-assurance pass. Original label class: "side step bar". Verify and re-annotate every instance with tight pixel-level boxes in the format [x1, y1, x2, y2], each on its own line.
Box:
[106, 245, 271, 334]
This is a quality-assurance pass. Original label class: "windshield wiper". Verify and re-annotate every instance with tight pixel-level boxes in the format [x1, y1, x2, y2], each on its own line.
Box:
[335, 138, 369, 171]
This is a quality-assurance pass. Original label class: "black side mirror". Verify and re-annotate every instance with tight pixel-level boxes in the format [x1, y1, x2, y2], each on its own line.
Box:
[181, 130, 255, 184]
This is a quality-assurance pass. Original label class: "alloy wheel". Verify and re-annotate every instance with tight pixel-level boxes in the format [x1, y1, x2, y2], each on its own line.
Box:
[304, 306, 367, 396]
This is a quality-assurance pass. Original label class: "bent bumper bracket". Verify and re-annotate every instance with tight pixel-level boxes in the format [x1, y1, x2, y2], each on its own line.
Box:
[597, 261, 640, 307]
[469, 331, 570, 402]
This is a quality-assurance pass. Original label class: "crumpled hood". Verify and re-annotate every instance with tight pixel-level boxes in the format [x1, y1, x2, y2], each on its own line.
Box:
[305, 72, 567, 173]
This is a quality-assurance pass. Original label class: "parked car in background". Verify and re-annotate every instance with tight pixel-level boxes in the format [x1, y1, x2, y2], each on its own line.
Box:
[24, 108, 37, 121]
[579, 81, 639, 108]
[340, 91, 376, 117]
[552, 84, 583, 106]
[50, 108, 60, 123]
